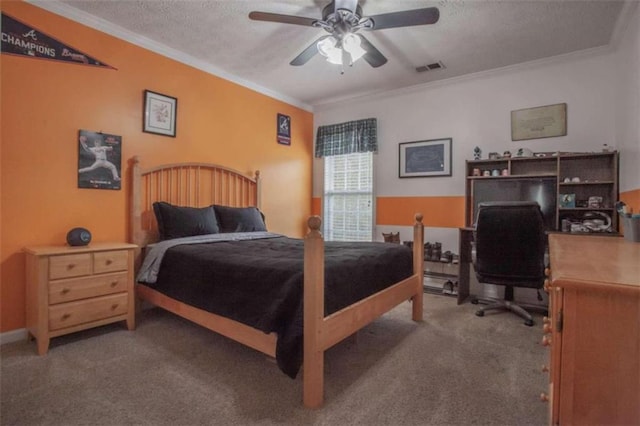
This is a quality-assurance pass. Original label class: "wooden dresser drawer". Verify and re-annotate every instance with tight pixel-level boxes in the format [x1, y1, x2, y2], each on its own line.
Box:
[48, 293, 128, 331]
[93, 250, 129, 274]
[49, 253, 92, 279]
[24, 242, 137, 354]
[49, 272, 129, 304]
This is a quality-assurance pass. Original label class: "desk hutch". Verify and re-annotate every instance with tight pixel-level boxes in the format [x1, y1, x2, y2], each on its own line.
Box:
[464, 151, 619, 232]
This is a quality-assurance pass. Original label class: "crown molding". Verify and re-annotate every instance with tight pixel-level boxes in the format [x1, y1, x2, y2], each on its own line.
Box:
[610, 1, 639, 50]
[313, 44, 615, 110]
[25, 0, 313, 112]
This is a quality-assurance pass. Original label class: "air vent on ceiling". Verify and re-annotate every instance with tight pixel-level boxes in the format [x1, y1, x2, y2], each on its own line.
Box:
[416, 61, 445, 73]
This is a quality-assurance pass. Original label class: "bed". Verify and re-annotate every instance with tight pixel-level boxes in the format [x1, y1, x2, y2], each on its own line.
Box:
[130, 156, 425, 408]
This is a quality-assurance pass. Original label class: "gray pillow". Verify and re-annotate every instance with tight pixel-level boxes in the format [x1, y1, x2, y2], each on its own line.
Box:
[153, 202, 219, 240]
[214, 205, 267, 232]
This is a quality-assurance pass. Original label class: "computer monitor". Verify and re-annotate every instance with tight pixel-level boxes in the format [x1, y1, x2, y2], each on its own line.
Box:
[472, 177, 557, 231]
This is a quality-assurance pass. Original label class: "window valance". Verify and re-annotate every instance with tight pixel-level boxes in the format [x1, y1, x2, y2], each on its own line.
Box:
[315, 118, 377, 158]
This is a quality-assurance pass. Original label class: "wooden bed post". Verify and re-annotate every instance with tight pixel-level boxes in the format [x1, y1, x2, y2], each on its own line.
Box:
[254, 170, 261, 209]
[303, 215, 325, 409]
[131, 156, 143, 270]
[412, 213, 425, 321]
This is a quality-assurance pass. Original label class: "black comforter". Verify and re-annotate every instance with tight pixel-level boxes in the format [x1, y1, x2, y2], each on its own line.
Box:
[146, 236, 413, 378]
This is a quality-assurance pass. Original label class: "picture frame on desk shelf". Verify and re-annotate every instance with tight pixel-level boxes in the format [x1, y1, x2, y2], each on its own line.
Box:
[399, 138, 452, 178]
[559, 193, 576, 208]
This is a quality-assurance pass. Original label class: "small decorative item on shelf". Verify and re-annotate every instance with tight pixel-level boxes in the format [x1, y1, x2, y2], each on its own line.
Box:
[559, 193, 576, 208]
[502, 150, 511, 158]
[588, 196, 603, 208]
[501, 168, 509, 176]
[488, 152, 500, 159]
[472, 167, 481, 176]
[473, 146, 481, 160]
[491, 169, 500, 176]
[514, 148, 534, 157]
[382, 232, 400, 243]
[602, 144, 613, 153]
[483, 170, 491, 177]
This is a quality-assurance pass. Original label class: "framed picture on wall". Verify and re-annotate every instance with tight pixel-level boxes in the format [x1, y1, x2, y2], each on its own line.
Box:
[277, 113, 291, 145]
[77, 129, 122, 190]
[143, 90, 177, 137]
[399, 138, 452, 178]
[511, 103, 567, 141]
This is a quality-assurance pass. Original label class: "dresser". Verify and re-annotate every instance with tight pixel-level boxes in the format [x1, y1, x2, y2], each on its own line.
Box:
[544, 234, 640, 425]
[24, 242, 137, 355]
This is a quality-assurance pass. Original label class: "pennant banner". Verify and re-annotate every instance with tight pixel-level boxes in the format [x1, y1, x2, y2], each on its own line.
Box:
[1, 13, 116, 69]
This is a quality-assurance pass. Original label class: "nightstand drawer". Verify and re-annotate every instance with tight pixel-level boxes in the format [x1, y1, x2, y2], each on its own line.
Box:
[93, 250, 129, 274]
[49, 272, 129, 304]
[49, 253, 92, 279]
[48, 293, 128, 331]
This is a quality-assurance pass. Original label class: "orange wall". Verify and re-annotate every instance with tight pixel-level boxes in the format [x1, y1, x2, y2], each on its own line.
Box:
[311, 196, 466, 228]
[0, 2, 313, 332]
[620, 188, 640, 213]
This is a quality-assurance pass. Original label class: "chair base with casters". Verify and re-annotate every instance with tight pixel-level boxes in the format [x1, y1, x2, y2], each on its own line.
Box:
[471, 286, 548, 326]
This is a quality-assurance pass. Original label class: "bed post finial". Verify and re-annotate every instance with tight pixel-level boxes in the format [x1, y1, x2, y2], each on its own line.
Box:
[414, 213, 423, 223]
[307, 215, 322, 232]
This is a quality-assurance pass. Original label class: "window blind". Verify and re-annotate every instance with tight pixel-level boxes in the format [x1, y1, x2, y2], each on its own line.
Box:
[323, 152, 373, 241]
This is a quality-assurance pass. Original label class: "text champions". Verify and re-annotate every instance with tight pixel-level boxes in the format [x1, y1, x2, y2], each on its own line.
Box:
[1, 30, 55, 57]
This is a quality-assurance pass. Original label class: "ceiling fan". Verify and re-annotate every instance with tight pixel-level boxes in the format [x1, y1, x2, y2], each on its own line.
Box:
[249, 0, 439, 70]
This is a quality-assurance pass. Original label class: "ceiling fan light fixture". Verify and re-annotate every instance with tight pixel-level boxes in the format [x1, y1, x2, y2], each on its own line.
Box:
[317, 36, 342, 65]
[343, 33, 366, 62]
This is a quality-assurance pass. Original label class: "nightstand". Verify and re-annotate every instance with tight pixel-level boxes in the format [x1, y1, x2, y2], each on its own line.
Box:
[23, 242, 137, 355]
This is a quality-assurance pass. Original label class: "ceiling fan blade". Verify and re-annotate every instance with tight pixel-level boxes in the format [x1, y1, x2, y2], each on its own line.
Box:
[367, 7, 439, 30]
[358, 35, 388, 68]
[248, 11, 317, 27]
[290, 36, 329, 66]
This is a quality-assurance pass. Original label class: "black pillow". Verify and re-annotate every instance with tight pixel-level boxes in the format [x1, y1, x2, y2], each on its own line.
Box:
[153, 202, 219, 240]
[214, 205, 267, 233]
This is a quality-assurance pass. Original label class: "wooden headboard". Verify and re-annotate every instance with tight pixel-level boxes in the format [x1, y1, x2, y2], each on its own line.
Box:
[130, 156, 261, 248]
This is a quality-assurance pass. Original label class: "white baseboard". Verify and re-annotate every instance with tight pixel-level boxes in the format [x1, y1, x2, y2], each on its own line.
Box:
[0, 328, 28, 346]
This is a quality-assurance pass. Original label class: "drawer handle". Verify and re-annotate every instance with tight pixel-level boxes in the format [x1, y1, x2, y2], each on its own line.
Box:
[541, 365, 549, 373]
[110, 281, 118, 288]
[105, 259, 113, 265]
[61, 288, 70, 295]
[61, 313, 71, 320]
[67, 264, 75, 270]
[111, 304, 119, 310]
[540, 393, 549, 402]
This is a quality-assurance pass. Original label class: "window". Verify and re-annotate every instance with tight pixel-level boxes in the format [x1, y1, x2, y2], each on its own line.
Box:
[323, 152, 373, 241]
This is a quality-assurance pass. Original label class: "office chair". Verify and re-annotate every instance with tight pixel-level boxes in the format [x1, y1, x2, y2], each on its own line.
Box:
[472, 201, 547, 326]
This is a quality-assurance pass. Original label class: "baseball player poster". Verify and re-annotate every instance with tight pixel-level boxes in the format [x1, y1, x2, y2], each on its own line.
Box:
[77, 130, 122, 190]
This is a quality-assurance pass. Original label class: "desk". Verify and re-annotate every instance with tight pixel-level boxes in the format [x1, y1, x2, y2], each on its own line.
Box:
[544, 234, 639, 425]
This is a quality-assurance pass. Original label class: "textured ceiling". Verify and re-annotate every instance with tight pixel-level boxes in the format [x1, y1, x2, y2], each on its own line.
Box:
[38, 0, 631, 109]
